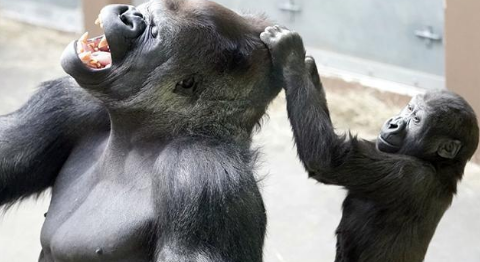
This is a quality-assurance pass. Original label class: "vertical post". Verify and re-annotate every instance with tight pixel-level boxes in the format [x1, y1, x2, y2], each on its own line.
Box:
[445, 0, 480, 163]
[82, 0, 132, 36]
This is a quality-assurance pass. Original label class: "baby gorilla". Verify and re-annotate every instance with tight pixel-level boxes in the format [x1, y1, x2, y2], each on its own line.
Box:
[261, 26, 479, 262]
[0, 1, 281, 262]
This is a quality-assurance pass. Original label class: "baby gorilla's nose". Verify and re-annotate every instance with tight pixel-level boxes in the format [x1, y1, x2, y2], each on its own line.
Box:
[386, 116, 406, 133]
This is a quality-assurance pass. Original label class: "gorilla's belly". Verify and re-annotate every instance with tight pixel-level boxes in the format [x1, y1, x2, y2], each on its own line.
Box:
[39, 134, 156, 262]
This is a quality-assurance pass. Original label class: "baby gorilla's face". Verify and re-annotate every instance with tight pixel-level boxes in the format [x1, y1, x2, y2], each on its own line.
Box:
[376, 95, 427, 155]
[376, 91, 477, 162]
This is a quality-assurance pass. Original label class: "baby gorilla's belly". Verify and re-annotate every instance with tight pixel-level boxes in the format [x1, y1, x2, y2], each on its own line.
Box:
[40, 180, 155, 262]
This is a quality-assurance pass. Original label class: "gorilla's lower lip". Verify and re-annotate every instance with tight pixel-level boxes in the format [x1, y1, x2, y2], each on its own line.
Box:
[377, 135, 401, 154]
[378, 135, 399, 148]
[61, 41, 112, 84]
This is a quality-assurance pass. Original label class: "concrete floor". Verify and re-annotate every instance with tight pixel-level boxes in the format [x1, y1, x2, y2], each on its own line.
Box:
[0, 18, 479, 262]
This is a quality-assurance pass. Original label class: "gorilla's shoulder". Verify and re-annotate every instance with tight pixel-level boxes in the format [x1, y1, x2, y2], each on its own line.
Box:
[33, 76, 105, 112]
[37, 76, 77, 91]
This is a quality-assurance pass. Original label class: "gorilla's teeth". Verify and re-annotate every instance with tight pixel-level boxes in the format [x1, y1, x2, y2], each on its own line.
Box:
[76, 44, 84, 54]
[98, 36, 108, 49]
[79, 32, 89, 43]
[79, 51, 92, 63]
[95, 16, 103, 28]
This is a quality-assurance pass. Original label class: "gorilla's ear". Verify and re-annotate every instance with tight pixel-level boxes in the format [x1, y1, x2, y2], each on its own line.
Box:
[174, 75, 201, 97]
[437, 139, 462, 159]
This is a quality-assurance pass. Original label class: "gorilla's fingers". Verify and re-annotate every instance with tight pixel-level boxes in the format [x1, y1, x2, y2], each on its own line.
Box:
[305, 56, 322, 91]
[260, 32, 273, 45]
[273, 25, 282, 31]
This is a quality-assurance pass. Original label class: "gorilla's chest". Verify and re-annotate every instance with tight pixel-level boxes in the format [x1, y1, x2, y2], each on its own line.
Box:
[39, 134, 156, 262]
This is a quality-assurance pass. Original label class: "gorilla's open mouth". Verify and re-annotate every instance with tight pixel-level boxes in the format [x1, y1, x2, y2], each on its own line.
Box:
[75, 16, 111, 70]
[75, 35, 111, 70]
[61, 5, 147, 84]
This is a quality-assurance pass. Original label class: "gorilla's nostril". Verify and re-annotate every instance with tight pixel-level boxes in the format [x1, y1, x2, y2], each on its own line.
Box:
[133, 12, 144, 19]
[115, 5, 130, 15]
[389, 123, 399, 129]
[119, 10, 145, 29]
[120, 14, 129, 24]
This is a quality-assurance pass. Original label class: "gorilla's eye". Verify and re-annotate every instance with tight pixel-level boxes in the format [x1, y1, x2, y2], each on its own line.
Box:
[407, 105, 414, 111]
[413, 116, 421, 123]
[150, 25, 158, 38]
[174, 76, 199, 97]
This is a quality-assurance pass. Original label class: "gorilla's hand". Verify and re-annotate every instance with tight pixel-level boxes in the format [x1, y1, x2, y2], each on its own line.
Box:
[305, 56, 323, 94]
[260, 26, 306, 73]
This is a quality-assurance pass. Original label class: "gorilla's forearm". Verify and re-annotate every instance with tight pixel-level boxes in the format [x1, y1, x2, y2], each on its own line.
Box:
[0, 77, 109, 207]
[284, 58, 349, 174]
[283, 66, 415, 190]
[260, 27, 350, 174]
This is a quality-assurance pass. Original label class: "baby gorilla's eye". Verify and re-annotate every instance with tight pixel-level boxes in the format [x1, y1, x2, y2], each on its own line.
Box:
[413, 116, 421, 123]
[407, 104, 414, 111]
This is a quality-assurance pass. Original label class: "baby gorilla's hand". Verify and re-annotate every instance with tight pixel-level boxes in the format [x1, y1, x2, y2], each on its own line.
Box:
[260, 26, 306, 72]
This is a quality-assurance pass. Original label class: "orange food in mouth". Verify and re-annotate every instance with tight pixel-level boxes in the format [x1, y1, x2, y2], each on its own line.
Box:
[76, 16, 112, 69]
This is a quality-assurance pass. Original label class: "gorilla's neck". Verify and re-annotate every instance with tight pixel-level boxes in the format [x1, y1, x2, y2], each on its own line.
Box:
[105, 108, 253, 149]
[104, 110, 165, 147]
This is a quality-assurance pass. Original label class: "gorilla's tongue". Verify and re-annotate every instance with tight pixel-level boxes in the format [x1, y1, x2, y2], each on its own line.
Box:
[76, 32, 112, 69]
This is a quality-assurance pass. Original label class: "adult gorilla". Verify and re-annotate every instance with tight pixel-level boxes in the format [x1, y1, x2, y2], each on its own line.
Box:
[261, 26, 479, 262]
[0, 1, 281, 261]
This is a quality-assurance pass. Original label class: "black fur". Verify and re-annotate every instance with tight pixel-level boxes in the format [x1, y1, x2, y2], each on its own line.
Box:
[1, 1, 280, 261]
[0, 77, 109, 209]
[261, 27, 479, 262]
[154, 138, 265, 261]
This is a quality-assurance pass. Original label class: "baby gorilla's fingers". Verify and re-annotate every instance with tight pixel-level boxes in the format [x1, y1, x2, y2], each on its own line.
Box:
[305, 56, 318, 76]
[260, 25, 305, 71]
[266, 25, 281, 35]
[305, 56, 322, 91]
[260, 32, 272, 44]
[261, 25, 289, 44]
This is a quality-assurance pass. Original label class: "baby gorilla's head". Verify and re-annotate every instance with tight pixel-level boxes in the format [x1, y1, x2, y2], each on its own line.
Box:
[377, 90, 479, 169]
[62, 0, 280, 138]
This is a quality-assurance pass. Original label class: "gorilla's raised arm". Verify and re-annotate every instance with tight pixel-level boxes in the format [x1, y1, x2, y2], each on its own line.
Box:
[260, 27, 433, 197]
[0, 77, 109, 207]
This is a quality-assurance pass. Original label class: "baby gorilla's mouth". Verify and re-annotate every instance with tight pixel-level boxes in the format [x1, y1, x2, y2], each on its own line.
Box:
[76, 16, 112, 70]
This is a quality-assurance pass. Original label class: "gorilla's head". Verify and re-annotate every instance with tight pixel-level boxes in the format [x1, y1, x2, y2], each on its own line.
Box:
[377, 90, 479, 172]
[61, 0, 279, 138]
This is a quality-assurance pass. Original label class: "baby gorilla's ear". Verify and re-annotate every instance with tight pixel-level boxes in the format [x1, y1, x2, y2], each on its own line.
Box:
[437, 139, 462, 159]
[174, 75, 202, 97]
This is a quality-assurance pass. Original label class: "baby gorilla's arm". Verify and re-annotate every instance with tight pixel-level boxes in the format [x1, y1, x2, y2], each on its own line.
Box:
[261, 27, 432, 199]
[261, 26, 343, 172]
[0, 77, 109, 208]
